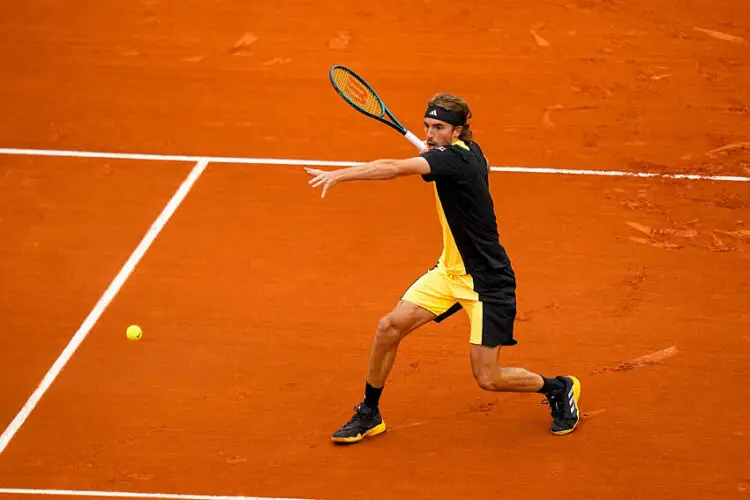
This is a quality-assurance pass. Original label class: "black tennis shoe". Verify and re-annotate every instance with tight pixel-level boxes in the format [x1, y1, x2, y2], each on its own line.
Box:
[331, 402, 386, 444]
[544, 376, 582, 435]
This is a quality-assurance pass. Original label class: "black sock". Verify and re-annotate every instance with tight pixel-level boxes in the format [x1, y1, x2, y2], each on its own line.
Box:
[364, 382, 383, 410]
[538, 376, 564, 394]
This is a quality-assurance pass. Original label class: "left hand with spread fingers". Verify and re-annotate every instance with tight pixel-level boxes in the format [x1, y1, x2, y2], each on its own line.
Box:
[306, 167, 341, 198]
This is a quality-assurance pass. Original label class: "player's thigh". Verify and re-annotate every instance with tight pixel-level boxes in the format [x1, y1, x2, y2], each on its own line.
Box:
[469, 343, 501, 380]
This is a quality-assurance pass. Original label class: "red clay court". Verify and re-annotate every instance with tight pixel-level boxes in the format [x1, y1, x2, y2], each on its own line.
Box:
[0, 1, 749, 499]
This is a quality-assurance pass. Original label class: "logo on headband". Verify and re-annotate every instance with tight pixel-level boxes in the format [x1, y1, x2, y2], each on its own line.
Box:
[425, 106, 467, 126]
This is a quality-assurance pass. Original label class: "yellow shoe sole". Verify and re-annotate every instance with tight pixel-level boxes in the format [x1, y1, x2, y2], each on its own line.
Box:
[331, 421, 387, 444]
[551, 376, 581, 436]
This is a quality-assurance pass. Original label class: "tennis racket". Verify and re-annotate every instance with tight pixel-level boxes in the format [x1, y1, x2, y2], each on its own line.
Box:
[329, 65, 426, 151]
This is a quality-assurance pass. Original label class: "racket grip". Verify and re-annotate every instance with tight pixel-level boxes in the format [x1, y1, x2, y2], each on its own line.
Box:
[404, 130, 426, 151]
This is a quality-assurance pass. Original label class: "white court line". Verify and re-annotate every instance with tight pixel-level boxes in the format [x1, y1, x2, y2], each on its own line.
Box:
[0, 148, 356, 168]
[490, 165, 750, 181]
[0, 147, 748, 182]
[0, 489, 311, 500]
[0, 160, 209, 455]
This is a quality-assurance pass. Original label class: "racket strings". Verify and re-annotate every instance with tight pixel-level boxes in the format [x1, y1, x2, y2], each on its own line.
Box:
[331, 69, 384, 117]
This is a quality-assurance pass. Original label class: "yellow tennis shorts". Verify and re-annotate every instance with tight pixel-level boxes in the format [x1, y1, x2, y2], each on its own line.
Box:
[402, 264, 517, 347]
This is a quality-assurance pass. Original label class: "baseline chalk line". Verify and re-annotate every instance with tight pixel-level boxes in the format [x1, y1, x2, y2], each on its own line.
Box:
[0, 488, 313, 500]
[0, 147, 747, 182]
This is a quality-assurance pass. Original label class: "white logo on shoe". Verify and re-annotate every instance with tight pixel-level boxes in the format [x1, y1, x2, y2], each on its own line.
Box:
[568, 388, 577, 416]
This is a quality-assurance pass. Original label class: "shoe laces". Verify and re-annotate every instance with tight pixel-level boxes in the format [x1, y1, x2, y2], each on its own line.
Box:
[542, 393, 565, 418]
[343, 404, 371, 427]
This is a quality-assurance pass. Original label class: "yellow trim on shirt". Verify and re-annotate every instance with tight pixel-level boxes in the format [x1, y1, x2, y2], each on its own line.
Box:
[433, 185, 466, 275]
[432, 139, 471, 274]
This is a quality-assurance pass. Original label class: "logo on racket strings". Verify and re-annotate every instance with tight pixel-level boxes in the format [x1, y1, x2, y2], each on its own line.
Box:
[344, 79, 368, 107]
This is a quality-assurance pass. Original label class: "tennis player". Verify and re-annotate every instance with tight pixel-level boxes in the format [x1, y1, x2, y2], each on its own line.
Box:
[306, 93, 581, 444]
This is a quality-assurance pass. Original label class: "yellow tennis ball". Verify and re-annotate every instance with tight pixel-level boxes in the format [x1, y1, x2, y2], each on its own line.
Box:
[126, 325, 142, 340]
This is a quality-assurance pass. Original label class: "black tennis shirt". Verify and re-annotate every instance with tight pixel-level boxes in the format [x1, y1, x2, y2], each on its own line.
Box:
[420, 140, 511, 274]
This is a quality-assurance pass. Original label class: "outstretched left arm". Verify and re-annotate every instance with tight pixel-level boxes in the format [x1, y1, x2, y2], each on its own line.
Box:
[305, 157, 430, 198]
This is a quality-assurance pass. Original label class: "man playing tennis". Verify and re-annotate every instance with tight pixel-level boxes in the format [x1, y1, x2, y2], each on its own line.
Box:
[306, 94, 581, 444]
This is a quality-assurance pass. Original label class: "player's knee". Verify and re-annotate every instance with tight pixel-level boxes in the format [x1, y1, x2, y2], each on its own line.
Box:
[474, 370, 496, 391]
[473, 365, 503, 391]
[375, 315, 404, 346]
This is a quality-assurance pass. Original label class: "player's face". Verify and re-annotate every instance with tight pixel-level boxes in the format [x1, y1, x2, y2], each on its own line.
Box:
[424, 118, 462, 149]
